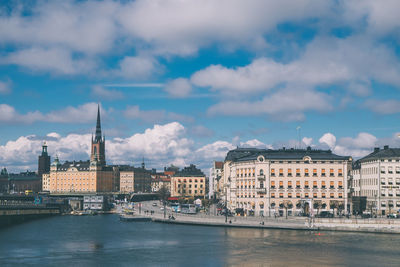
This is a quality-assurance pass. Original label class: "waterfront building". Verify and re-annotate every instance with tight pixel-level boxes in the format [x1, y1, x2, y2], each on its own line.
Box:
[46, 105, 115, 193]
[38, 141, 50, 178]
[351, 145, 400, 216]
[8, 171, 42, 193]
[223, 147, 352, 217]
[0, 168, 8, 193]
[151, 173, 171, 193]
[83, 195, 109, 211]
[119, 165, 152, 193]
[171, 164, 206, 198]
[209, 161, 223, 200]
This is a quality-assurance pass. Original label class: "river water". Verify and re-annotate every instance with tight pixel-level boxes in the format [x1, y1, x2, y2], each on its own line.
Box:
[0, 214, 400, 266]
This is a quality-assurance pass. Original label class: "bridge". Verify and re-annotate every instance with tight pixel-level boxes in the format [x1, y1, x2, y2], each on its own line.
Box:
[0, 195, 64, 228]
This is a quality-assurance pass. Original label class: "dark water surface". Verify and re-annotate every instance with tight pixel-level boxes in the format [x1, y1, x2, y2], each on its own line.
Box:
[0, 215, 399, 266]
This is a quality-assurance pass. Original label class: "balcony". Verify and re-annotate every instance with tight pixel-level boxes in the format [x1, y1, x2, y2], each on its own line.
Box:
[257, 189, 267, 194]
[257, 175, 265, 181]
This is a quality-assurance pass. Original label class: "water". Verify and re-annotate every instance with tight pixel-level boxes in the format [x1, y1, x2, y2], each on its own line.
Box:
[1, 215, 400, 266]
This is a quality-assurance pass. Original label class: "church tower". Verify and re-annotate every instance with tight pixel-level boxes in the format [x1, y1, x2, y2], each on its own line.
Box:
[91, 104, 106, 166]
[38, 141, 50, 177]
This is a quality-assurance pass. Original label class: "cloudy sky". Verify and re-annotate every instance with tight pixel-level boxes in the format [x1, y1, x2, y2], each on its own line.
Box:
[1, 0, 400, 172]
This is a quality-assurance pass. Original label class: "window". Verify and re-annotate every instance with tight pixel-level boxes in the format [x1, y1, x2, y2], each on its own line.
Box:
[330, 193, 334, 198]
[288, 192, 292, 198]
[321, 168, 326, 177]
[338, 181, 343, 189]
[321, 181, 326, 189]
[338, 169, 343, 177]
[279, 193, 283, 198]
[381, 179, 385, 185]
[396, 167, 400, 174]
[271, 193, 275, 198]
[330, 169, 334, 177]
[304, 181, 309, 189]
[313, 169, 317, 177]
[313, 193, 317, 198]
[313, 181, 318, 188]
[322, 193, 326, 198]
[296, 193, 301, 198]
[338, 193, 343, 199]
[279, 181, 283, 189]
[296, 181, 300, 188]
[388, 178, 393, 185]
[305, 169, 309, 177]
[288, 181, 292, 189]
[396, 178, 400, 185]
[260, 182, 264, 189]
[279, 169, 284, 177]
[260, 169, 264, 176]
[389, 167, 393, 174]
[288, 168, 292, 177]
[269, 169, 273, 176]
[296, 168, 300, 177]
[271, 181, 276, 189]
[305, 193, 309, 198]
[330, 181, 334, 189]
[381, 166, 385, 174]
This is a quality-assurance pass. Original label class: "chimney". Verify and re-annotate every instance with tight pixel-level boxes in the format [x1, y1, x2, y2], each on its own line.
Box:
[384, 145, 389, 150]
[374, 147, 380, 153]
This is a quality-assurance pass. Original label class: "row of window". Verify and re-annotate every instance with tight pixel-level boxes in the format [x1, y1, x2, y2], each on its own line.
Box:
[381, 166, 400, 174]
[177, 189, 204, 194]
[265, 180, 342, 189]
[176, 179, 204, 183]
[237, 192, 343, 198]
[177, 184, 203, 188]
[270, 168, 343, 177]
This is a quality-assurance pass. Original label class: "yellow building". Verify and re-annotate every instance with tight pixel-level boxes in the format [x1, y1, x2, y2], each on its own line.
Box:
[171, 165, 206, 198]
[46, 105, 115, 193]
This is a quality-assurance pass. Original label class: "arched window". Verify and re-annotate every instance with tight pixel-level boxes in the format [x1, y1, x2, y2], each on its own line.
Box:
[94, 146, 97, 155]
[259, 169, 264, 176]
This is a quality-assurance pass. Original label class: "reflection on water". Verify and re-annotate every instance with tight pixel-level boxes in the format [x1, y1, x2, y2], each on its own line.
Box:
[1, 215, 400, 266]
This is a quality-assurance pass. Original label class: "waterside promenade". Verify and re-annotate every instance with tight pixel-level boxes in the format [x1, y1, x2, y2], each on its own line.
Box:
[132, 202, 400, 234]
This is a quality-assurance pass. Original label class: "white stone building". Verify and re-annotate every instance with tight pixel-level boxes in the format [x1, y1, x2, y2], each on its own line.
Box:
[351, 145, 400, 216]
[209, 161, 223, 200]
[224, 147, 352, 217]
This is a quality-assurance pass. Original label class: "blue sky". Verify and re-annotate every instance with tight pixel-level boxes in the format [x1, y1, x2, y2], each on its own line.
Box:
[1, 0, 400, 172]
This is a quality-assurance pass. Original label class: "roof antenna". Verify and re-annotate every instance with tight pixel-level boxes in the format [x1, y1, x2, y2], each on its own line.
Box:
[296, 126, 301, 149]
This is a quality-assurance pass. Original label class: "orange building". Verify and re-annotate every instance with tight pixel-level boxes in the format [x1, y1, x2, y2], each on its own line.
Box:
[46, 105, 115, 193]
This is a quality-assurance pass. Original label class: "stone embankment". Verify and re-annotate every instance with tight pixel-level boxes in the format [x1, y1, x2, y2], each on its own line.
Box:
[149, 213, 400, 234]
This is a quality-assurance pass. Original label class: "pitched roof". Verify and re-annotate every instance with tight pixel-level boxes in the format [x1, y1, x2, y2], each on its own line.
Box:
[225, 147, 350, 162]
[360, 146, 400, 162]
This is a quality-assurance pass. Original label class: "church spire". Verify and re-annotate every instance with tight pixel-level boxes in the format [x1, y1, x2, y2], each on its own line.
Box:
[95, 104, 102, 142]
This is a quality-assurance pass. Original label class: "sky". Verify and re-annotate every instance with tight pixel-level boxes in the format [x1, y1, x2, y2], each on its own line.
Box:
[1, 0, 400, 173]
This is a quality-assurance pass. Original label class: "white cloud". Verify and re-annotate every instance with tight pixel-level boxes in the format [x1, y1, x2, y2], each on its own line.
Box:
[0, 102, 105, 125]
[91, 85, 124, 101]
[116, 56, 162, 80]
[124, 105, 193, 124]
[164, 78, 192, 98]
[207, 88, 332, 121]
[196, 141, 235, 161]
[319, 133, 336, 149]
[0, 47, 96, 75]
[302, 137, 313, 146]
[364, 99, 400, 114]
[0, 79, 11, 94]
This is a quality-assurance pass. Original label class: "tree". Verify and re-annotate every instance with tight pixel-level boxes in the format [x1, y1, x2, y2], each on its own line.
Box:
[313, 200, 322, 215]
[157, 184, 170, 218]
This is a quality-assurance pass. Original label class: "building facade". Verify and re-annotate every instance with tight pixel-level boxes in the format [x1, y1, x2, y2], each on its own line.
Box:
[224, 147, 352, 217]
[171, 165, 206, 198]
[119, 166, 152, 193]
[46, 105, 115, 193]
[209, 161, 223, 200]
[351, 145, 400, 216]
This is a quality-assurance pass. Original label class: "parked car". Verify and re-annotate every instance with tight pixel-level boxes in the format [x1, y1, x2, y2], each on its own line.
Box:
[387, 213, 398, 219]
[316, 211, 334, 218]
[152, 203, 157, 207]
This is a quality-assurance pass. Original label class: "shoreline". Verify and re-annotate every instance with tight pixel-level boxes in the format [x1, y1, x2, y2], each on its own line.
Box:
[148, 215, 400, 234]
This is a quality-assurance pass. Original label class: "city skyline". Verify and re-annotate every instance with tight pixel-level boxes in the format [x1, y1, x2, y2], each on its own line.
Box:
[1, 0, 400, 172]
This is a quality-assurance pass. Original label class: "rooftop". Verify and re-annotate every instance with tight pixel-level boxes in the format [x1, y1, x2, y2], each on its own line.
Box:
[359, 145, 400, 162]
[225, 147, 351, 162]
